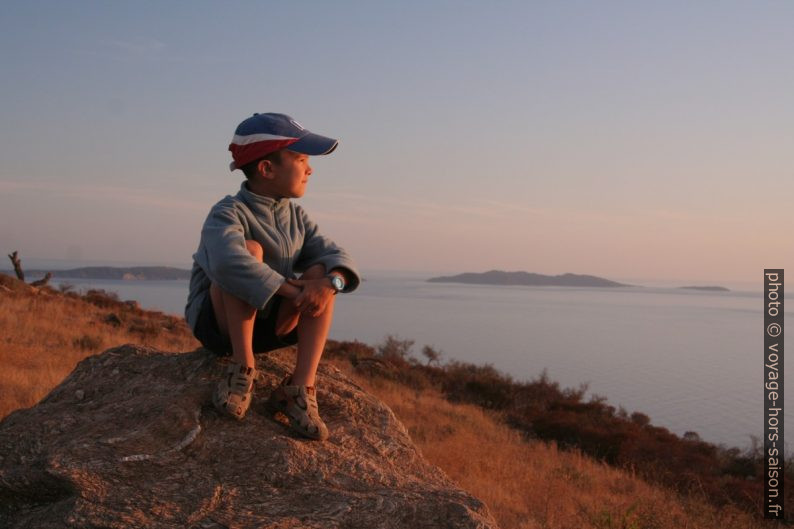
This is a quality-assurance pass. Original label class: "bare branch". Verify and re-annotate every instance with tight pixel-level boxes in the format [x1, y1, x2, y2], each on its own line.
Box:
[31, 272, 53, 287]
[7, 251, 24, 281]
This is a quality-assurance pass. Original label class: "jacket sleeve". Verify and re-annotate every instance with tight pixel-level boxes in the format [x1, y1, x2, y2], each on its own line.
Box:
[294, 206, 361, 293]
[196, 205, 285, 309]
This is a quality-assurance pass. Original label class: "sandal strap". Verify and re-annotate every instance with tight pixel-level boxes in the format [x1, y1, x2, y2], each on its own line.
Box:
[267, 382, 328, 440]
[213, 362, 257, 420]
[225, 363, 257, 396]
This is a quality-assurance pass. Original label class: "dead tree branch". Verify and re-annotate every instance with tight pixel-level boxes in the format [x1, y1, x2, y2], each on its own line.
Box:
[7, 251, 24, 281]
[31, 272, 53, 287]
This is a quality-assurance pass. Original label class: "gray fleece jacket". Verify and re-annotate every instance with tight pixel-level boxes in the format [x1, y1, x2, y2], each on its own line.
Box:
[184, 182, 360, 332]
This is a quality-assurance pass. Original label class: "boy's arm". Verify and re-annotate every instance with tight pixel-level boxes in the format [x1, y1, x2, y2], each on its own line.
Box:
[276, 279, 302, 300]
[196, 206, 286, 309]
[294, 206, 361, 293]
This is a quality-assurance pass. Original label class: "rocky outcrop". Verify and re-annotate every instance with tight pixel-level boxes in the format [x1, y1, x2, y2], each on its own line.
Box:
[0, 345, 498, 529]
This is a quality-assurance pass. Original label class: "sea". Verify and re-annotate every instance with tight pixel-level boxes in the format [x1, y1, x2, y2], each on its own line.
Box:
[46, 270, 788, 452]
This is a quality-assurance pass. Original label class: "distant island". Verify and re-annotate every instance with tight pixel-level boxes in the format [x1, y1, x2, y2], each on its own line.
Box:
[678, 285, 730, 292]
[13, 266, 191, 281]
[428, 270, 631, 288]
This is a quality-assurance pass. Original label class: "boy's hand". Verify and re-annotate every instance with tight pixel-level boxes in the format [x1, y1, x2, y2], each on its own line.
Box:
[287, 278, 334, 317]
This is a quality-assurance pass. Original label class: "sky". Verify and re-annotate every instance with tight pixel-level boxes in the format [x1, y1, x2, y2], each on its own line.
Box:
[1, 1, 792, 288]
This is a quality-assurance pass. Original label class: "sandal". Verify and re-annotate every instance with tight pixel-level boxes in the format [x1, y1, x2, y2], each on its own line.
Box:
[266, 376, 329, 441]
[213, 362, 257, 420]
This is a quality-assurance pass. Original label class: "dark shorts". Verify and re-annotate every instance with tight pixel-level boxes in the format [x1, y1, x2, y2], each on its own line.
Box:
[193, 293, 299, 356]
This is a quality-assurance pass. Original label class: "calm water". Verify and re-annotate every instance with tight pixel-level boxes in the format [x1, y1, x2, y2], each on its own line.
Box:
[57, 274, 789, 451]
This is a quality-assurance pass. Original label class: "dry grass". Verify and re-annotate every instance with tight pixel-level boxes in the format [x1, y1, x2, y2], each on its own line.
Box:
[332, 366, 775, 529]
[0, 285, 199, 419]
[0, 277, 781, 529]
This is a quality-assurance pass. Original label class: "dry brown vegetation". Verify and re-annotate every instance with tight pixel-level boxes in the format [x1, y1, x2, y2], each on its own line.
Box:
[323, 337, 791, 522]
[338, 373, 769, 529]
[0, 274, 199, 418]
[0, 273, 784, 528]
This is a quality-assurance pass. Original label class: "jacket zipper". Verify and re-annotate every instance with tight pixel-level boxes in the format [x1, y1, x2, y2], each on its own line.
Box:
[272, 202, 288, 274]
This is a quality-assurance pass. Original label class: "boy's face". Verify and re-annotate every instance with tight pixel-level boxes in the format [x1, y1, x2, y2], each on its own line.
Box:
[261, 150, 312, 199]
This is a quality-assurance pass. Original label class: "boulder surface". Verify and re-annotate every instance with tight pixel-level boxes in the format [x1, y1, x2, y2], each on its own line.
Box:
[0, 345, 498, 529]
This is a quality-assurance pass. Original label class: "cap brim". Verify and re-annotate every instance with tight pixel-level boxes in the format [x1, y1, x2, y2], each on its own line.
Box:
[286, 132, 338, 155]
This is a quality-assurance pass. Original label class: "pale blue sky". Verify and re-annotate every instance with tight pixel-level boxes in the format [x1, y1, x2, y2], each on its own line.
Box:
[1, 1, 792, 286]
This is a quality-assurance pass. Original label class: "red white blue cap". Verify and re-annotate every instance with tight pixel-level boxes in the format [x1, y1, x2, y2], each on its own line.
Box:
[228, 113, 338, 171]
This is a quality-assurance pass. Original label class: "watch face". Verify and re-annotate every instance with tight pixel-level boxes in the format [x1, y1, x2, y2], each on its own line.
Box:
[331, 276, 344, 291]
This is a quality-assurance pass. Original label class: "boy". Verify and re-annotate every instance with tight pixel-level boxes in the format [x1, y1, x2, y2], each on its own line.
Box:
[185, 113, 360, 441]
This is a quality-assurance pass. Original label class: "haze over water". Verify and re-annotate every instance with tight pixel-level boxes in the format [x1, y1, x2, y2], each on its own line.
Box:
[54, 269, 788, 451]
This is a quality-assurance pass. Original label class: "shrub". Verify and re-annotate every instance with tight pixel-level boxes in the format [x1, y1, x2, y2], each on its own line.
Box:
[72, 334, 102, 351]
[630, 412, 650, 426]
[422, 345, 443, 365]
[324, 340, 376, 362]
[83, 289, 120, 309]
[376, 334, 415, 361]
[128, 318, 159, 339]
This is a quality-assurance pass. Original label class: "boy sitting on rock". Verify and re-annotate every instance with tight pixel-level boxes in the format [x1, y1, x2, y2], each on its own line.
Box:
[185, 113, 360, 441]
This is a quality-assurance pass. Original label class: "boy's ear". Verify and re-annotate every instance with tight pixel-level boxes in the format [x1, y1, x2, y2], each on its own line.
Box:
[257, 159, 272, 178]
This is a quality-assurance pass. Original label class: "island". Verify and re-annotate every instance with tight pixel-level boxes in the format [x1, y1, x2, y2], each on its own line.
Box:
[16, 266, 192, 281]
[427, 270, 632, 288]
[678, 286, 730, 292]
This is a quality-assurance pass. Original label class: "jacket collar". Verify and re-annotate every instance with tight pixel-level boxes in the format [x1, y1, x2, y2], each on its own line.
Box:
[238, 181, 290, 212]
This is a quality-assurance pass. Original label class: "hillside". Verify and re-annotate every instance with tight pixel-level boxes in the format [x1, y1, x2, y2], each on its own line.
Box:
[0, 273, 780, 528]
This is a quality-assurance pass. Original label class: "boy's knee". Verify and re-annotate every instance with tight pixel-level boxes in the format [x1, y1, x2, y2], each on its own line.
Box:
[245, 240, 264, 260]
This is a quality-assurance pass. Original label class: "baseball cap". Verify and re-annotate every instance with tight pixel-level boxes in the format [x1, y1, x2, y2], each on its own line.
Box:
[228, 113, 338, 171]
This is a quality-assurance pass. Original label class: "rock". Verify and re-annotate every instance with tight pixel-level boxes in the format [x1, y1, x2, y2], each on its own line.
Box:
[74, 389, 84, 400]
[0, 345, 498, 529]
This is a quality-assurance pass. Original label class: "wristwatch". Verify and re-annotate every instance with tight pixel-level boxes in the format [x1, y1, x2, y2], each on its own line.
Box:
[327, 273, 345, 294]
